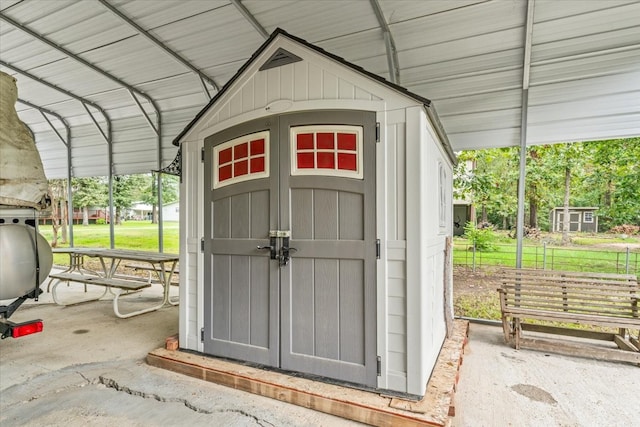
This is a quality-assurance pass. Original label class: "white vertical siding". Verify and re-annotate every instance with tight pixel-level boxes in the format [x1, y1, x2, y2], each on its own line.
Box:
[196, 43, 397, 137]
[382, 110, 409, 391]
[179, 139, 203, 351]
[403, 107, 453, 396]
[386, 242, 407, 391]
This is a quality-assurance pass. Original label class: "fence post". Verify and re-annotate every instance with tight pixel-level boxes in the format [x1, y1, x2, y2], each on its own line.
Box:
[626, 246, 630, 274]
[543, 242, 547, 270]
[472, 242, 476, 272]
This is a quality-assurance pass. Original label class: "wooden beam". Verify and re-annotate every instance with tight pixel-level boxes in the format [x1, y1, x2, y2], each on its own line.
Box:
[613, 335, 640, 352]
[521, 323, 615, 341]
[147, 350, 443, 426]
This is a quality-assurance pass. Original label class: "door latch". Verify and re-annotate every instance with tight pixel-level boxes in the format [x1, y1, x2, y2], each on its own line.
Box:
[257, 230, 278, 260]
[279, 235, 297, 267]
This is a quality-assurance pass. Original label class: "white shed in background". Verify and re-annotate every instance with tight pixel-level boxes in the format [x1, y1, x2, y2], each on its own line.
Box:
[175, 29, 455, 397]
[162, 201, 180, 222]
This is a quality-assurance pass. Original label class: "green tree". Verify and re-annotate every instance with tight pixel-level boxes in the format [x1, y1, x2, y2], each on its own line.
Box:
[580, 138, 640, 229]
[454, 148, 518, 229]
[138, 173, 179, 224]
[455, 138, 638, 237]
[113, 175, 146, 225]
[72, 177, 108, 225]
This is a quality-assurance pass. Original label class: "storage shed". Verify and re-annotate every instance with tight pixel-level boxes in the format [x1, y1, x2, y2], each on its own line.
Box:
[550, 207, 599, 233]
[174, 29, 456, 397]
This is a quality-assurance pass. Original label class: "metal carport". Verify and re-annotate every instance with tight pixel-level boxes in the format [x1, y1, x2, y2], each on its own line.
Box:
[1, 0, 639, 256]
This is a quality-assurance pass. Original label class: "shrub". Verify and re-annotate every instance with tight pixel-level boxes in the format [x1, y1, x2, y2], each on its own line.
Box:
[95, 218, 107, 225]
[463, 222, 497, 251]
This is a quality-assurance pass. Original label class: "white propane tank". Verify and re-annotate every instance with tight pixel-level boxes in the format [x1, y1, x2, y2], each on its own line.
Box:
[0, 224, 52, 300]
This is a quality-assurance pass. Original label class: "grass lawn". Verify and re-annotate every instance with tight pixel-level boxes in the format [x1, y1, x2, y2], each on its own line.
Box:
[453, 235, 639, 274]
[38, 221, 179, 266]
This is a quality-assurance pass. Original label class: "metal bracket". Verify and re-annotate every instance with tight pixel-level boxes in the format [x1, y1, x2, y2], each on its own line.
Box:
[259, 230, 296, 266]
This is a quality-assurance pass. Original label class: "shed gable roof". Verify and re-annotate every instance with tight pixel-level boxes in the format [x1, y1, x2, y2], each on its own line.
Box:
[173, 28, 454, 162]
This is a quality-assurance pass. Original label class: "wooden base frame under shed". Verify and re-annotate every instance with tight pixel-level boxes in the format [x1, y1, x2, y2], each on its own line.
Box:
[171, 28, 457, 403]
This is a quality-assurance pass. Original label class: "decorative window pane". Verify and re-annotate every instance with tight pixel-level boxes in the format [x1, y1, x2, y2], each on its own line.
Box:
[290, 125, 363, 179]
[213, 131, 269, 189]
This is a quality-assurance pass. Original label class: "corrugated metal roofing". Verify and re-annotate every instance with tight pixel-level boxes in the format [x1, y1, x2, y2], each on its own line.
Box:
[1, 0, 638, 179]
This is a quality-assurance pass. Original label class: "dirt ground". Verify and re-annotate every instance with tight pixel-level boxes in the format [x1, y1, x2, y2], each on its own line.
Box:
[453, 266, 501, 296]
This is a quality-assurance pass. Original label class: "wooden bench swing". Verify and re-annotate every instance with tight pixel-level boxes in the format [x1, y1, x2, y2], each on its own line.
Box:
[498, 268, 640, 364]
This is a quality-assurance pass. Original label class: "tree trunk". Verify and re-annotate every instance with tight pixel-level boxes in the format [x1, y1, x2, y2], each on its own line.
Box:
[481, 204, 488, 224]
[151, 205, 158, 224]
[562, 166, 571, 246]
[529, 185, 538, 228]
[83, 206, 89, 226]
[604, 179, 612, 207]
[51, 200, 60, 247]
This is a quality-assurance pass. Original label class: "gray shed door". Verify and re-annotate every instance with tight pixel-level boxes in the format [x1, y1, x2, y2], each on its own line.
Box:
[203, 110, 377, 387]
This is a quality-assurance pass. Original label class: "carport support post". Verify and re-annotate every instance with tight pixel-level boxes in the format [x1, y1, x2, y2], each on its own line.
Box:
[516, 0, 535, 269]
[515, 89, 528, 268]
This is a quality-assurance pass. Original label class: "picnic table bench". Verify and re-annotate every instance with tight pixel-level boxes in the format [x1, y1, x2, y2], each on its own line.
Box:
[498, 268, 640, 364]
[49, 272, 152, 318]
[125, 263, 180, 285]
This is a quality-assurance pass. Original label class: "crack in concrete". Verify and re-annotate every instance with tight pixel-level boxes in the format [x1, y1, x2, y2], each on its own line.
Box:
[98, 375, 275, 426]
[20, 371, 91, 403]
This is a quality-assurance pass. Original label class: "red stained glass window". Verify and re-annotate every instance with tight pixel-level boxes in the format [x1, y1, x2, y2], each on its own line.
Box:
[215, 132, 269, 188]
[219, 148, 233, 165]
[297, 133, 314, 150]
[234, 160, 248, 176]
[250, 157, 265, 173]
[297, 153, 315, 169]
[234, 142, 248, 160]
[219, 165, 232, 182]
[292, 127, 361, 179]
[317, 133, 334, 149]
[338, 153, 357, 171]
[250, 139, 265, 155]
[317, 152, 335, 169]
[337, 133, 356, 151]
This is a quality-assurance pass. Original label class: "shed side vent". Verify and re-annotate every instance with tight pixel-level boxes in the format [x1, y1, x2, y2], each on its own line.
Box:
[259, 48, 302, 71]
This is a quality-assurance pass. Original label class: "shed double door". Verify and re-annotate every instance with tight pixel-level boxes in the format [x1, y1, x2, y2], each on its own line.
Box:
[203, 110, 377, 387]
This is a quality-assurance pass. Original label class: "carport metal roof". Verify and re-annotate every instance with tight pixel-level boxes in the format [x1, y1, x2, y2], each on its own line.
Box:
[1, 0, 639, 180]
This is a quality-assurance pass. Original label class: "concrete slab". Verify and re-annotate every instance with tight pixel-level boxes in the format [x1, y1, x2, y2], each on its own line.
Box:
[453, 323, 640, 427]
[2, 275, 638, 426]
[0, 276, 361, 426]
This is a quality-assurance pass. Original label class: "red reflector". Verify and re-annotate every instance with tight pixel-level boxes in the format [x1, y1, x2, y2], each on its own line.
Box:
[12, 321, 43, 338]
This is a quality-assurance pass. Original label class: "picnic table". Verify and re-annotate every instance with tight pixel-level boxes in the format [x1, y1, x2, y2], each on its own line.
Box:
[48, 248, 179, 318]
[47, 247, 101, 291]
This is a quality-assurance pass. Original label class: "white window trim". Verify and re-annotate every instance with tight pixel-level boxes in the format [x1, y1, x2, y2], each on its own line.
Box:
[212, 131, 270, 189]
[290, 125, 364, 179]
[583, 211, 594, 223]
